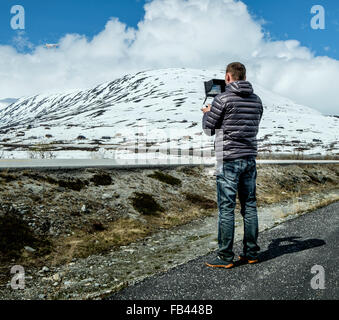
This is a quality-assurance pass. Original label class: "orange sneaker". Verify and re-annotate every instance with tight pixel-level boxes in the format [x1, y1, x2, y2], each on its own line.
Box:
[205, 256, 234, 269]
[238, 255, 259, 264]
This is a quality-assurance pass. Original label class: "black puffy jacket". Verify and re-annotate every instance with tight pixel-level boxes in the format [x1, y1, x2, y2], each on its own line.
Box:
[202, 80, 263, 161]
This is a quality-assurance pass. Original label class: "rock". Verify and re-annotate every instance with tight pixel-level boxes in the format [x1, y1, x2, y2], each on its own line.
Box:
[102, 193, 111, 200]
[80, 278, 94, 284]
[41, 277, 52, 282]
[24, 246, 36, 253]
[52, 273, 61, 282]
[64, 281, 73, 288]
[38, 294, 46, 299]
[124, 249, 136, 254]
[41, 266, 49, 273]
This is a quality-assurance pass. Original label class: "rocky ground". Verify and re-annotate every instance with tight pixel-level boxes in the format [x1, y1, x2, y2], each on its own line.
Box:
[0, 163, 338, 300]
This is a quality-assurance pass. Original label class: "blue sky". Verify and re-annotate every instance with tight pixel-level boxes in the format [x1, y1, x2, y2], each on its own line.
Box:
[0, 0, 145, 47]
[244, 0, 339, 59]
[0, 0, 338, 59]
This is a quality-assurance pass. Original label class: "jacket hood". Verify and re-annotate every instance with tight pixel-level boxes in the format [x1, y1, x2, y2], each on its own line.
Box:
[228, 81, 253, 96]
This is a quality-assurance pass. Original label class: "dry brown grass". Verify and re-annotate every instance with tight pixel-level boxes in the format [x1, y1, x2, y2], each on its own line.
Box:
[35, 195, 216, 266]
[0, 164, 337, 269]
[48, 203, 215, 266]
[49, 218, 152, 266]
[278, 193, 339, 220]
[256, 164, 338, 206]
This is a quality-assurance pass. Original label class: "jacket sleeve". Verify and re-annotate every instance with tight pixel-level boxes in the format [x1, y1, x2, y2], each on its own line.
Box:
[202, 95, 225, 136]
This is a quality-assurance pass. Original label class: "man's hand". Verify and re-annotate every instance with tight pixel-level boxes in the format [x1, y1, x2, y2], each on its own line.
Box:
[201, 104, 211, 114]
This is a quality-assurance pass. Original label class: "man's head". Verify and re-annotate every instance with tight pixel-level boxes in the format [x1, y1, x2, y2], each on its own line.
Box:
[225, 62, 246, 84]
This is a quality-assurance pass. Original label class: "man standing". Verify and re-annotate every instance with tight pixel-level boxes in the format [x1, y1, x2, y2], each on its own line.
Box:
[202, 62, 263, 269]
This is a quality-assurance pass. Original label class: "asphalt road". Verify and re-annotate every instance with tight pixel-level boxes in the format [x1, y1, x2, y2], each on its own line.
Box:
[0, 159, 338, 170]
[109, 201, 339, 300]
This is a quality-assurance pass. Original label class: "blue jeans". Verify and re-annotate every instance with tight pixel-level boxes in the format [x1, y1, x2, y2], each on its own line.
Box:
[216, 156, 260, 262]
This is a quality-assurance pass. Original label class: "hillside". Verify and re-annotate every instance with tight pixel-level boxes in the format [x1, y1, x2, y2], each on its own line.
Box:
[0, 68, 337, 159]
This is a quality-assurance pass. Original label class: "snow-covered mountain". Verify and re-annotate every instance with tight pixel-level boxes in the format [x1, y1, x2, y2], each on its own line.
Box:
[0, 68, 338, 160]
[0, 98, 17, 110]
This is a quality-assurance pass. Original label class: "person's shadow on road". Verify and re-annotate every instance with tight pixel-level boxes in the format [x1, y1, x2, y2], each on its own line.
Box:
[254, 236, 326, 264]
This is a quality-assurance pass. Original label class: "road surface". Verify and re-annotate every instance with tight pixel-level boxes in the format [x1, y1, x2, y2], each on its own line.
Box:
[0, 159, 338, 170]
[109, 201, 339, 300]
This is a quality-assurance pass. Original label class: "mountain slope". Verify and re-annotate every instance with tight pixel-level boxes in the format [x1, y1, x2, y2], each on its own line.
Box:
[0, 68, 337, 159]
[0, 98, 17, 110]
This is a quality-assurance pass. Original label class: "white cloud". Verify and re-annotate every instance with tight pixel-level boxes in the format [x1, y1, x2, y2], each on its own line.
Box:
[12, 30, 34, 52]
[0, 0, 338, 115]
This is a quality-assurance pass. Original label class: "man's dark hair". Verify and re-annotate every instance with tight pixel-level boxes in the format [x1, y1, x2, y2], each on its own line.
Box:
[226, 62, 246, 81]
